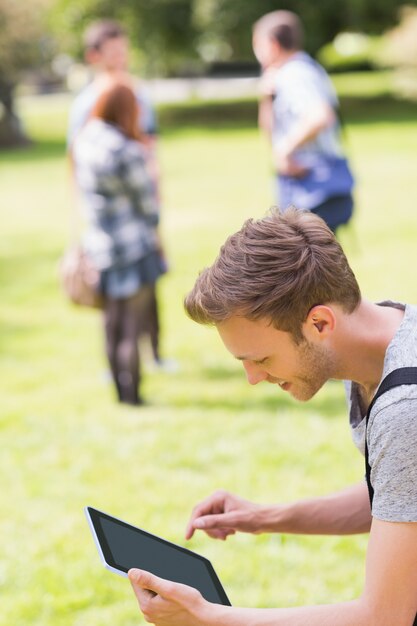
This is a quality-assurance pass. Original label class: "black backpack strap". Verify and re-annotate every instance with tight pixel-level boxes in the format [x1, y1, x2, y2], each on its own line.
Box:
[365, 367, 417, 507]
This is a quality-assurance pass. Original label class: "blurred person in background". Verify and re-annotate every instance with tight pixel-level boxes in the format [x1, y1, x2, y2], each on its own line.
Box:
[253, 11, 355, 234]
[72, 82, 164, 406]
[68, 19, 172, 371]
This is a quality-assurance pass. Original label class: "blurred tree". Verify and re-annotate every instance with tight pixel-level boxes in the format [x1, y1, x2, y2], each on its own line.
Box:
[192, 0, 417, 60]
[50, 0, 198, 75]
[0, 0, 53, 147]
[378, 5, 417, 98]
[51, 0, 417, 75]
[381, 5, 417, 65]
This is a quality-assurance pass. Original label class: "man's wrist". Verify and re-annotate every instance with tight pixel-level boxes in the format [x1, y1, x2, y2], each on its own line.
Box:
[200, 600, 233, 626]
[279, 137, 297, 158]
[256, 503, 292, 534]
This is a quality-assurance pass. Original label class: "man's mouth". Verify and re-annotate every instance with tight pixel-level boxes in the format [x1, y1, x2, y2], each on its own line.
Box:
[269, 378, 290, 391]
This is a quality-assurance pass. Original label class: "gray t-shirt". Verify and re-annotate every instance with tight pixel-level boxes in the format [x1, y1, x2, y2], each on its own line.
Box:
[346, 302, 417, 522]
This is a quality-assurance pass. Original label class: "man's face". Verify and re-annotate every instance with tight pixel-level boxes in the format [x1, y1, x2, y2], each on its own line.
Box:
[91, 36, 129, 72]
[217, 316, 337, 402]
[252, 33, 281, 69]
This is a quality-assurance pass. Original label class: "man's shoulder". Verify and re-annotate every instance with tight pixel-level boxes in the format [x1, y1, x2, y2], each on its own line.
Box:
[275, 52, 331, 99]
[279, 52, 324, 77]
[369, 388, 417, 522]
[70, 82, 96, 111]
[369, 384, 417, 443]
[67, 83, 98, 147]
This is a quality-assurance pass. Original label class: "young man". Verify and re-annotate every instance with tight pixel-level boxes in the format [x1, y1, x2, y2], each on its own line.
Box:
[67, 20, 157, 151]
[253, 11, 354, 233]
[128, 208, 417, 625]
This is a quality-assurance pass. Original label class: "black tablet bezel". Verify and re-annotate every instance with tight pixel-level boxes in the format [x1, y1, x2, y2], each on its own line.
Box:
[85, 506, 231, 606]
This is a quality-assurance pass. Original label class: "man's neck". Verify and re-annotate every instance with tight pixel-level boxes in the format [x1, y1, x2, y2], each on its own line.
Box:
[91, 70, 134, 91]
[334, 300, 404, 393]
[265, 49, 300, 71]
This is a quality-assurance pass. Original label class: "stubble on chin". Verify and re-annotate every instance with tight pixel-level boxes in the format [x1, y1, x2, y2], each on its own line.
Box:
[292, 344, 336, 402]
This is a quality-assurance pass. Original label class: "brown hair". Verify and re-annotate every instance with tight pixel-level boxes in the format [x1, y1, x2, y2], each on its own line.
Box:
[184, 208, 361, 342]
[91, 82, 142, 142]
[253, 10, 304, 51]
[83, 20, 126, 52]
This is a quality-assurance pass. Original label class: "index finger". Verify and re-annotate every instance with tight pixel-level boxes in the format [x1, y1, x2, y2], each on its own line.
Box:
[185, 490, 228, 540]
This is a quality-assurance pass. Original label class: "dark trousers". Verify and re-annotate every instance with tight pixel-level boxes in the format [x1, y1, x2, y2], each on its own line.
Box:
[139, 285, 160, 362]
[103, 286, 153, 405]
[310, 194, 354, 233]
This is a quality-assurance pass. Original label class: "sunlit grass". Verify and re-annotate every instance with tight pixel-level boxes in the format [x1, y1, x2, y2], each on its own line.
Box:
[1, 75, 417, 625]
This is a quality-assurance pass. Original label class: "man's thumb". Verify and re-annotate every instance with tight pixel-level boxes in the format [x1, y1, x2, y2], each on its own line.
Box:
[128, 569, 164, 595]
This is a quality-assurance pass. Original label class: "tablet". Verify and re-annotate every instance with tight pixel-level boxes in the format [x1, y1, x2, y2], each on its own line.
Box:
[85, 506, 231, 606]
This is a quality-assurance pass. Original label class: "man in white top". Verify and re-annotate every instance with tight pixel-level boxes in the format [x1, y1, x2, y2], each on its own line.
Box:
[253, 11, 354, 234]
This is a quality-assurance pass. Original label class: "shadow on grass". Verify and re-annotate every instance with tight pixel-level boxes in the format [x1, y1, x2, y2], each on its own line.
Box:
[0, 138, 66, 163]
[158, 94, 417, 136]
[1, 95, 415, 158]
[340, 94, 417, 125]
[158, 99, 258, 134]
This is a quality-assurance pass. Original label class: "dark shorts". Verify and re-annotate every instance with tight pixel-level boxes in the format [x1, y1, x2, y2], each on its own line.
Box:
[310, 194, 354, 233]
[100, 251, 166, 300]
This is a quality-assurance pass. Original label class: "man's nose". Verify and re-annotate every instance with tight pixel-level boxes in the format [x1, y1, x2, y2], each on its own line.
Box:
[242, 361, 268, 385]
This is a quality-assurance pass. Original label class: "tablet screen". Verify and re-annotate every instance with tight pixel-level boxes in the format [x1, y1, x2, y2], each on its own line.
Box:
[86, 507, 231, 605]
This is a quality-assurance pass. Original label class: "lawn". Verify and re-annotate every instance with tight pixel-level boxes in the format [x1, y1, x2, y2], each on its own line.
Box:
[1, 74, 417, 625]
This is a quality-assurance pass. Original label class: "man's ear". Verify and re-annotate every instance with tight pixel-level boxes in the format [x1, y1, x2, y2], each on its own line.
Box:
[302, 305, 336, 340]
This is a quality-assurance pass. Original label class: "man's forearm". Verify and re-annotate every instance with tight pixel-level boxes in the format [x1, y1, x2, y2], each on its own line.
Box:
[210, 599, 372, 626]
[258, 97, 274, 141]
[257, 482, 371, 535]
[280, 104, 336, 155]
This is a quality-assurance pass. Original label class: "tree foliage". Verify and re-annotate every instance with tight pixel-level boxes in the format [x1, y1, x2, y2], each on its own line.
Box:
[381, 5, 417, 66]
[51, 0, 417, 74]
[0, 0, 53, 146]
[379, 6, 417, 98]
[0, 0, 50, 80]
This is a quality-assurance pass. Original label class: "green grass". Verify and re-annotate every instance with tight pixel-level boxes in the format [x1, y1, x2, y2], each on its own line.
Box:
[1, 73, 417, 625]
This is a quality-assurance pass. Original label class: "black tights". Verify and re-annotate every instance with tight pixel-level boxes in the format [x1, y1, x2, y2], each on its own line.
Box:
[138, 286, 160, 362]
[103, 286, 153, 405]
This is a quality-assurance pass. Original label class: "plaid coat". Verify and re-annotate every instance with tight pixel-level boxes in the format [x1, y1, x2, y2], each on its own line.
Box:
[73, 119, 159, 270]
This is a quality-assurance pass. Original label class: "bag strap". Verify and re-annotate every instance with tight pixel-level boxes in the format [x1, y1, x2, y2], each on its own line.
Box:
[67, 153, 86, 246]
[365, 366, 417, 507]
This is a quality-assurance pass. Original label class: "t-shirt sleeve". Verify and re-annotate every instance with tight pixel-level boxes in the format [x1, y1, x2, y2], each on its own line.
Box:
[136, 92, 158, 135]
[67, 93, 93, 149]
[279, 65, 336, 119]
[368, 395, 417, 522]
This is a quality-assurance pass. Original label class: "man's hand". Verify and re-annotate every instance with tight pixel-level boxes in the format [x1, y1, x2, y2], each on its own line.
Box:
[274, 100, 336, 178]
[185, 490, 263, 541]
[258, 65, 279, 98]
[129, 518, 417, 626]
[274, 149, 309, 177]
[128, 568, 217, 626]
